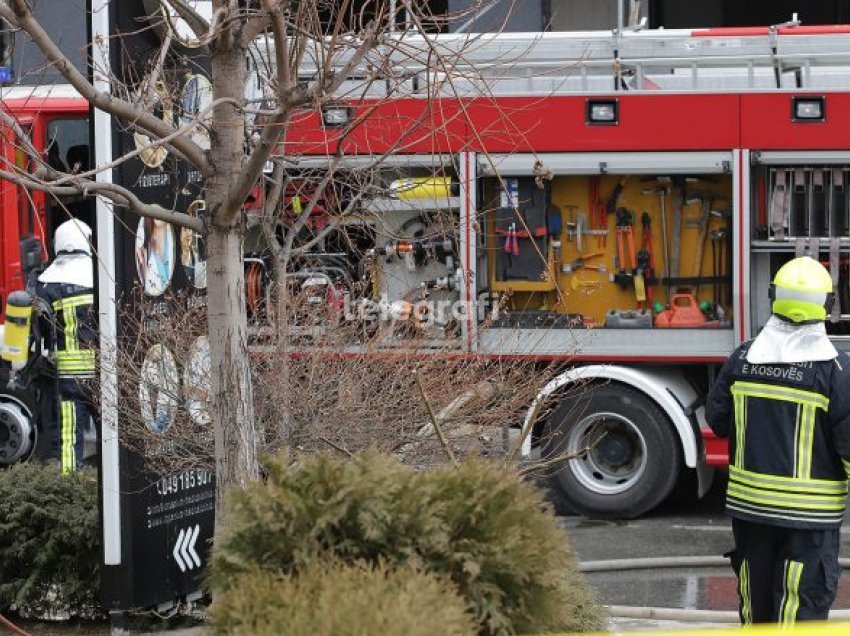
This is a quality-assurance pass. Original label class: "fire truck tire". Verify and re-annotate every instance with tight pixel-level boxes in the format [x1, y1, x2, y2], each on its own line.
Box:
[541, 383, 681, 519]
[0, 369, 40, 466]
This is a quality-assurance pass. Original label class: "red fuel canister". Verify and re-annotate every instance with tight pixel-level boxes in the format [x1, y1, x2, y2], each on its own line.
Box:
[654, 294, 707, 328]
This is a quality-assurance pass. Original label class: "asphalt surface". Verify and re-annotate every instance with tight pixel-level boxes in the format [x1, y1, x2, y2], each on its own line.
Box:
[562, 470, 850, 632]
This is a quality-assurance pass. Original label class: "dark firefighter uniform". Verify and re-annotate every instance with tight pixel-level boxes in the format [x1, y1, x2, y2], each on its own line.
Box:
[36, 282, 96, 473]
[36, 219, 96, 474]
[707, 334, 850, 623]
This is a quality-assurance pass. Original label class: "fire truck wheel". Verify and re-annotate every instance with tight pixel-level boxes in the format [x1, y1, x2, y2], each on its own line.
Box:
[541, 383, 681, 519]
[0, 370, 39, 467]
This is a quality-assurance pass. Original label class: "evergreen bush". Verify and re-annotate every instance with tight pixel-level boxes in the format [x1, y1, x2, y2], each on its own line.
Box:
[210, 560, 476, 636]
[0, 462, 102, 618]
[209, 452, 604, 635]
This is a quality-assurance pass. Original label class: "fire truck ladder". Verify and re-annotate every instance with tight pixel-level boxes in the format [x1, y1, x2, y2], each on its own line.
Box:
[277, 21, 850, 98]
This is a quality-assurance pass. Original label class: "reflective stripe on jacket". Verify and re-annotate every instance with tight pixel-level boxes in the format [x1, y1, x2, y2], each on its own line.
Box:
[706, 342, 850, 529]
[36, 283, 96, 379]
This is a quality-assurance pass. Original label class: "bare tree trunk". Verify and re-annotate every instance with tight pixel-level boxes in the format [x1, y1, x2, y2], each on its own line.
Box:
[206, 226, 258, 516]
[207, 44, 258, 523]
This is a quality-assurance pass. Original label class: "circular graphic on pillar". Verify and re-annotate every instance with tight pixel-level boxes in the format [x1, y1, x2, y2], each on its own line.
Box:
[132, 80, 173, 168]
[180, 200, 207, 289]
[184, 336, 211, 427]
[179, 74, 212, 150]
[136, 218, 176, 296]
[139, 344, 180, 434]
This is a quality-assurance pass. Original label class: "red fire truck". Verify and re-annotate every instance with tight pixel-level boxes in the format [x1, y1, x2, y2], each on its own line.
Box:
[267, 23, 850, 517]
[0, 84, 90, 464]
[6, 25, 850, 521]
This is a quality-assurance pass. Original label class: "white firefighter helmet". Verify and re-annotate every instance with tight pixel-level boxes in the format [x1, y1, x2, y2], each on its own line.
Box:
[38, 219, 94, 288]
[54, 218, 93, 256]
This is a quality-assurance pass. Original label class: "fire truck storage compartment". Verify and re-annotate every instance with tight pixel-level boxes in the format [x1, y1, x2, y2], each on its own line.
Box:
[751, 159, 850, 342]
[490, 178, 551, 285]
[346, 163, 463, 344]
[480, 163, 735, 337]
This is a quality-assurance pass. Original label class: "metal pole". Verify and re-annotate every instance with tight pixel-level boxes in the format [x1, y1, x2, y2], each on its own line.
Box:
[91, 0, 122, 567]
[617, 0, 624, 30]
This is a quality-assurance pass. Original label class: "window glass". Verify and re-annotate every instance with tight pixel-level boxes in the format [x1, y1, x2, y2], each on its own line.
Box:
[46, 118, 89, 173]
[45, 118, 94, 252]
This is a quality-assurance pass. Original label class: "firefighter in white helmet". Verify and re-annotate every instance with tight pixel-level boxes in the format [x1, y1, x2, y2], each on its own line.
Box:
[707, 256, 850, 624]
[36, 219, 96, 473]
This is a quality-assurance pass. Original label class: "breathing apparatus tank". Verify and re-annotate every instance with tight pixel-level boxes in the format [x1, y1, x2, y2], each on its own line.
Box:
[0, 291, 38, 465]
[2, 291, 34, 371]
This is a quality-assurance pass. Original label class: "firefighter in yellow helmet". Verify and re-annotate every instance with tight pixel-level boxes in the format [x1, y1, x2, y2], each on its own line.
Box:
[707, 256, 850, 624]
[36, 219, 96, 473]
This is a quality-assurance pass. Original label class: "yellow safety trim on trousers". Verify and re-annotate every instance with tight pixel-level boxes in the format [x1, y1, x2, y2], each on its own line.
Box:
[65, 401, 74, 474]
[62, 401, 68, 473]
[843, 459, 850, 480]
[728, 465, 848, 494]
[734, 392, 745, 467]
[726, 482, 846, 511]
[61, 400, 75, 474]
[731, 381, 829, 411]
[740, 558, 752, 625]
[780, 560, 804, 625]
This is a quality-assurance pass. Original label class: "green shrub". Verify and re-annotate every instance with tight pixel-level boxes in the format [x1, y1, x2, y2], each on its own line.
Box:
[425, 460, 603, 635]
[210, 560, 476, 636]
[209, 452, 604, 635]
[0, 461, 102, 618]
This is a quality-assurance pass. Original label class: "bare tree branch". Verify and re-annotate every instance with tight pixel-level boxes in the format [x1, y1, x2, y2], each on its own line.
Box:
[138, 29, 173, 110]
[241, 14, 272, 46]
[263, 0, 292, 99]
[0, 169, 203, 232]
[163, 0, 211, 42]
[414, 370, 458, 465]
[211, 0, 237, 51]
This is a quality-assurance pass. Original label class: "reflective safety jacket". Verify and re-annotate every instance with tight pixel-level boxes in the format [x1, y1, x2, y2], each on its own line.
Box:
[707, 341, 850, 529]
[36, 282, 96, 379]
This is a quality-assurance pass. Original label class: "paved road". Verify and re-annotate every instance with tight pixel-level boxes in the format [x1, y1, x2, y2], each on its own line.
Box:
[561, 470, 850, 632]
